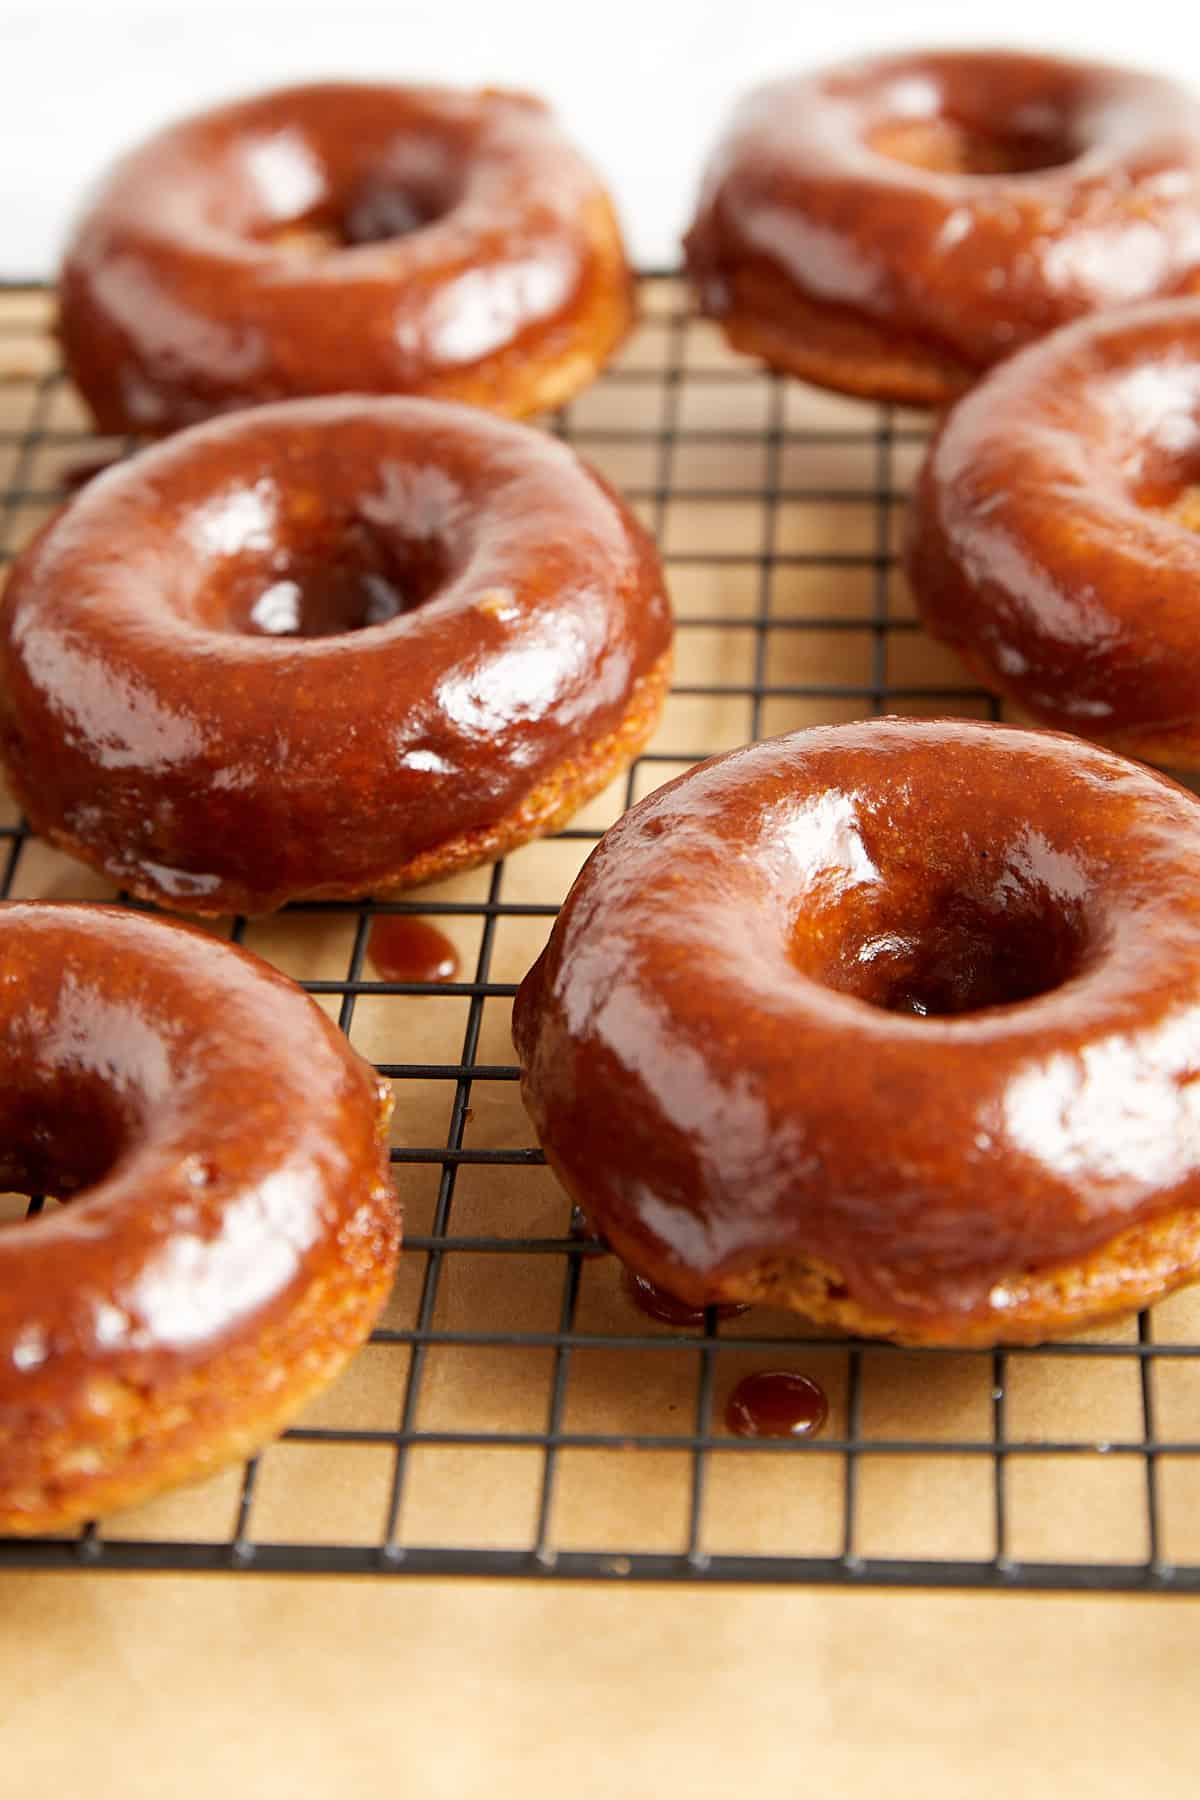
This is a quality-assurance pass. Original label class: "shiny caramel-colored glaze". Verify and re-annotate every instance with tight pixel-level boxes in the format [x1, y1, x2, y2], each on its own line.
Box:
[621, 1266, 748, 1327]
[0, 396, 672, 916]
[907, 298, 1200, 763]
[684, 52, 1200, 405]
[0, 902, 398, 1533]
[725, 1371, 828, 1439]
[514, 719, 1200, 1347]
[59, 83, 634, 434]
[369, 916, 459, 985]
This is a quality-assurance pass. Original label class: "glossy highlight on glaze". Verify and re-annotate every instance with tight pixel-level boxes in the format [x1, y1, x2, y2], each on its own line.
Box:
[725, 1371, 828, 1439]
[59, 82, 634, 434]
[514, 719, 1200, 1347]
[369, 916, 459, 985]
[0, 901, 398, 1533]
[684, 51, 1200, 404]
[907, 296, 1200, 764]
[0, 395, 672, 916]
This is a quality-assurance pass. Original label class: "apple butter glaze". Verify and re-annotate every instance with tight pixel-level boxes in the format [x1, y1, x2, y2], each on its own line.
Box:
[725, 1372, 829, 1440]
[685, 51, 1200, 404]
[59, 82, 634, 432]
[369, 917, 459, 985]
[907, 296, 1200, 767]
[621, 1267, 748, 1327]
[514, 719, 1200, 1346]
[0, 902, 398, 1533]
[0, 396, 672, 914]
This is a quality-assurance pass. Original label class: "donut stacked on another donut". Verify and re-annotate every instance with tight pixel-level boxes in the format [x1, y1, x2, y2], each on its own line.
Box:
[60, 82, 634, 433]
[685, 51, 1200, 404]
[0, 903, 398, 1534]
[907, 297, 1200, 766]
[0, 396, 672, 915]
[515, 719, 1200, 1347]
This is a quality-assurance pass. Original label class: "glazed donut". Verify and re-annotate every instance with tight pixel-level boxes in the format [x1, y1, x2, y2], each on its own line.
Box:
[59, 82, 633, 433]
[907, 297, 1200, 767]
[514, 718, 1200, 1348]
[0, 901, 397, 1534]
[0, 396, 672, 916]
[684, 51, 1200, 405]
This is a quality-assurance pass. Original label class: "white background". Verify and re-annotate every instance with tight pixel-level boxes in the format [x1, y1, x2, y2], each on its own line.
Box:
[4, 0, 1200, 276]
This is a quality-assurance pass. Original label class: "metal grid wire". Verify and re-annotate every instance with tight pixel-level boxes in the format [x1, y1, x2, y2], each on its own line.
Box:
[0, 275, 1199, 1590]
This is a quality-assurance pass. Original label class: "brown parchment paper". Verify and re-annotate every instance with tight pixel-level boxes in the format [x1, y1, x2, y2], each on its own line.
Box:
[1, 282, 1199, 1794]
[1, 1576, 1199, 1797]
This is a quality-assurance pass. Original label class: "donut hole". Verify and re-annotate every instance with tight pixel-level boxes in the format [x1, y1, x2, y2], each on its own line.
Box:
[868, 115, 1074, 176]
[795, 887, 1091, 1018]
[338, 178, 448, 245]
[1131, 443, 1200, 533]
[1142, 482, 1200, 533]
[0, 1075, 132, 1210]
[207, 520, 452, 639]
[263, 171, 460, 260]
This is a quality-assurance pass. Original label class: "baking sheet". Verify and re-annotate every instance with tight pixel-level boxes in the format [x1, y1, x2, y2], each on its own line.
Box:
[1, 278, 1199, 1582]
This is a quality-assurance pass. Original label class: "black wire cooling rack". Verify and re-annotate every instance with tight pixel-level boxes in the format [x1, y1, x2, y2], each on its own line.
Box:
[1, 275, 1199, 1591]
